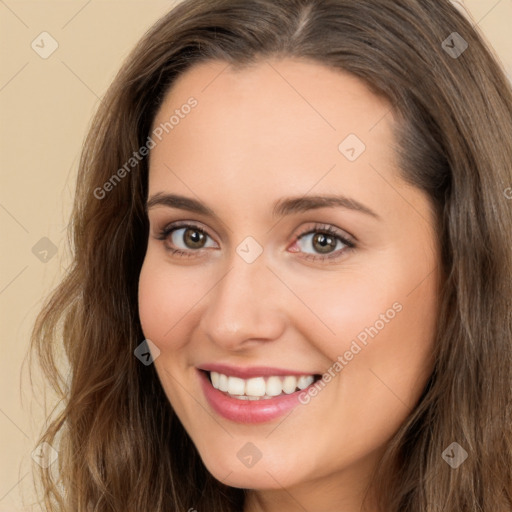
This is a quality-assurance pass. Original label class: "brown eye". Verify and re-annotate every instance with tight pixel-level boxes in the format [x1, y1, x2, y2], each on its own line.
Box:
[181, 227, 207, 249]
[292, 224, 355, 262]
[311, 232, 338, 254]
[157, 223, 217, 256]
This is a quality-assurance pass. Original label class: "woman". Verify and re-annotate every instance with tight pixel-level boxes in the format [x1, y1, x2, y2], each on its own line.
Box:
[30, 0, 512, 510]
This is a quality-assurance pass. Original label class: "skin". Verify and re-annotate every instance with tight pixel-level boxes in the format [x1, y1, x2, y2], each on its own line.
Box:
[138, 58, 441, 512]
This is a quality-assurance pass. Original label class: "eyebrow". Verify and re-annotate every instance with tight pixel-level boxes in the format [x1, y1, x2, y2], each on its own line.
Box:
[146, 193, 380, 220]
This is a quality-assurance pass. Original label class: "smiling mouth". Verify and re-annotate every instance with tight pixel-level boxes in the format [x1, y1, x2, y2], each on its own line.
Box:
[203, 370, 322, 400]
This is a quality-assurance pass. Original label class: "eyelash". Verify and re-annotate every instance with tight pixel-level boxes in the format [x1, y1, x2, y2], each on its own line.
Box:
[155, 221, 355, 262]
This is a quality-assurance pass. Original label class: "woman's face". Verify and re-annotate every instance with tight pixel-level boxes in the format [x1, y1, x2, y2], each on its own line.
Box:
[138, 58, 440, 507]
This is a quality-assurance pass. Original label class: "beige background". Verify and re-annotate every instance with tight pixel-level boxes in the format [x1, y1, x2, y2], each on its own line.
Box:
[1, 1, 511, 510]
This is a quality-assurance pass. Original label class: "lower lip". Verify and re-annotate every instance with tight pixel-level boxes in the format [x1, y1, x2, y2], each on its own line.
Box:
[198, 370, 311, 424]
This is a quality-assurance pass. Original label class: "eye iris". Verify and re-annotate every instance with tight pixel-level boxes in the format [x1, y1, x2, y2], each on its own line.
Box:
[184, 228, 206, 249]
[313, 233, 337, 254]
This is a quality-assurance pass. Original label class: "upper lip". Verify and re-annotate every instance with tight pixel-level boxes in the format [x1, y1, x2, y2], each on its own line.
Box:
[198, 363, 319, 379]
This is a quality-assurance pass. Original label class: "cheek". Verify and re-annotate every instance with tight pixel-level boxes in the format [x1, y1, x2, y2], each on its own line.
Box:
[293, 272, 426, 360]
[300, 250, 438, 397]
[288, 268, 438, 464]
[137, 253, 203, 349]
[319, 237, 439, 351]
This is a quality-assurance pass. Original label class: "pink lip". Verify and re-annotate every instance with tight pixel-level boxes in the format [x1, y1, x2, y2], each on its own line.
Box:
[198, 369, 316, 424]
[198, 363, 316, 379]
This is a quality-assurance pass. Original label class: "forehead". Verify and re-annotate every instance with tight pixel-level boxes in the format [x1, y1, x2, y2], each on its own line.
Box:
[151, 57, 392, 140]
[148, 58, 402, 220]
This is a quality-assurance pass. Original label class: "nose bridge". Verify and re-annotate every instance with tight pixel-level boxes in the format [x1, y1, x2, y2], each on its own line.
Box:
[199, 249, 285, 348]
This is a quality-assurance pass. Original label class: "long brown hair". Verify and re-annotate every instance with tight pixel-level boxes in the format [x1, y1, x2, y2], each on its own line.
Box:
[30, 0, 512, 510]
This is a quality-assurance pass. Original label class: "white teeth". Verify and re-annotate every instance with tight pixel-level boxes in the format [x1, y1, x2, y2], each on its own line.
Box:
[246, 377, 266, 397]
[210, 371, 220, 388]
[208, 371, 316, 399]
[282, 375, 298, 394]
[297, 375, 314, 390]
[218, 373, 229, 392]
[227, 376, 245, 395]
[266, 376, 283, 396]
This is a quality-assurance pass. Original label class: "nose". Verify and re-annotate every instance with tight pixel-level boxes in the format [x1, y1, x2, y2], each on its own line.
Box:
[198, 252, 287, 352]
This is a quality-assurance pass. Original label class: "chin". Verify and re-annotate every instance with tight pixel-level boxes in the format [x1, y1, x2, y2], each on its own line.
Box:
[198, 447, 302, 490]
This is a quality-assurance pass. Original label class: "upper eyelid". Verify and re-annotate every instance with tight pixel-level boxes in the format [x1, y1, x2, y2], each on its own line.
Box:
[158, 221, 217, 242]
[298, 225, 353, 240]
[159, 220, 210, 234]
[157, 220, 351, 237]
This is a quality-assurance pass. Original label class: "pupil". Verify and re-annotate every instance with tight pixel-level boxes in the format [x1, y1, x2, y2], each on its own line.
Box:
[313, 233, 336, 254]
